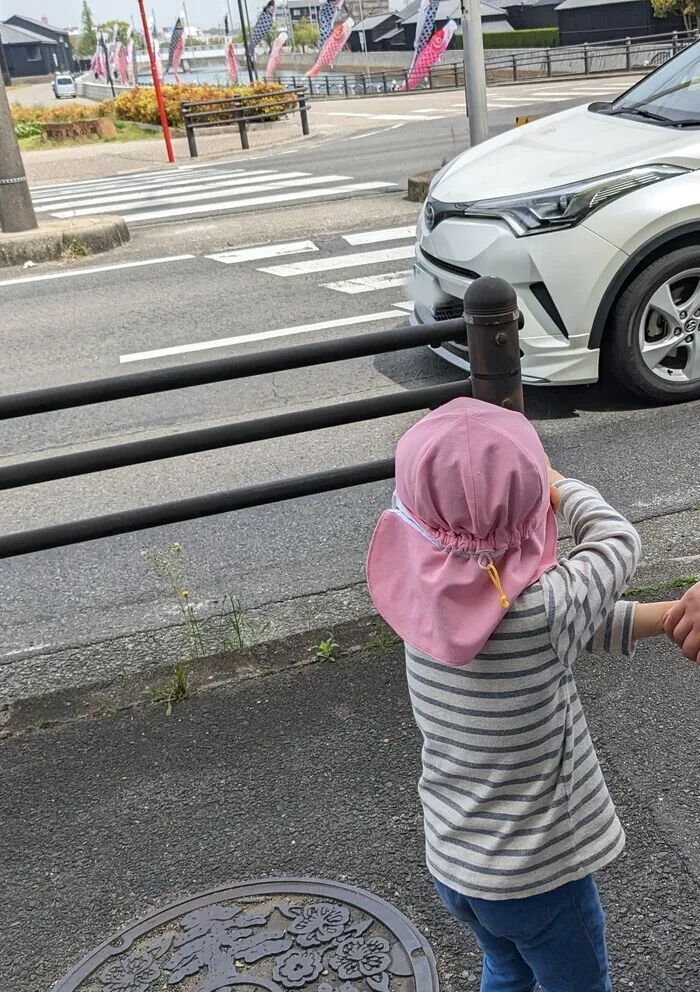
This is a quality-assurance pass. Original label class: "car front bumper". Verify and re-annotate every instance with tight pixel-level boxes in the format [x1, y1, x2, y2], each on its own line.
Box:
[412, 213, 627, 386]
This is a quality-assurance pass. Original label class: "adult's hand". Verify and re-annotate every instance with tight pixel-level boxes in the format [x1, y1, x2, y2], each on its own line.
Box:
[664, 582, 700, 663]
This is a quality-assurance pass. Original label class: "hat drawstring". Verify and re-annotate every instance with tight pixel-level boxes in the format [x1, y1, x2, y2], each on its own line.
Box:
[478, 554, 510, 610]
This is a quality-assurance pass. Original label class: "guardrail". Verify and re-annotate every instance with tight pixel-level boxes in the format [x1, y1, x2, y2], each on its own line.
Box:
[181, 87, 309, 156]
[0, 278, 522, 560]
[280, 28, 698, 99]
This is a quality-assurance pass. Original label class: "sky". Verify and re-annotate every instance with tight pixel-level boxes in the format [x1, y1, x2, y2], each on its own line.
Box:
[0, 0, 405, 31]
[0, 0, 260, 30]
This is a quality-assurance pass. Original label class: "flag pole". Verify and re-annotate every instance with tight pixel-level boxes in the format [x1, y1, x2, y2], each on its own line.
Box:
[137, 0, 175, 163]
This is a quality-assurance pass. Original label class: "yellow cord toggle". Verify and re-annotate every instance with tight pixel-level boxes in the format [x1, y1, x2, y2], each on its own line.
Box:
[485, 561, 510, 610]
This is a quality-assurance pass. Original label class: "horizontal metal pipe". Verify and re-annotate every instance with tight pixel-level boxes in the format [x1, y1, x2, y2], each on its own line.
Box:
[0, 379, 472, 491]
[0, 458, 396, 560]
[0, 319, 465, 421]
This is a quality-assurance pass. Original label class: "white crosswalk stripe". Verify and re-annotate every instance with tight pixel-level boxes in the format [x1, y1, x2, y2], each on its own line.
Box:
[31, 163, 398, 227]
[484, 77, 634, 109]
[259, 245, 415, 277]
[321, 270, 411, 294]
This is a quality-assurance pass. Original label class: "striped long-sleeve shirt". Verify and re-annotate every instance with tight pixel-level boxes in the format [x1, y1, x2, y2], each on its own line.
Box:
[406, 478, 643, 900]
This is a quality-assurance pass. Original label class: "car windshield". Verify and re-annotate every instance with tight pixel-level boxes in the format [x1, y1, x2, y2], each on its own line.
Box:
[56, 76, 73, 85]
[608, 41, 700, 123]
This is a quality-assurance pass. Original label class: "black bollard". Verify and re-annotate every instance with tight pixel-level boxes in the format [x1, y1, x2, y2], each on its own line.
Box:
[463, 277, 524, 414]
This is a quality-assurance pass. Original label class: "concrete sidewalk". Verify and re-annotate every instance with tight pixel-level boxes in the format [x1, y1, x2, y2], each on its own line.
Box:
[3, 633, 700, 992]
[20, 119, 324, 184]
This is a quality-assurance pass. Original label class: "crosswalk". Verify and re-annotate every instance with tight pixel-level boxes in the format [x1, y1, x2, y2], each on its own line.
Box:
[484, 76, 638, 110]
[30, 163, 398, 227]
[115, 224, 419, 364]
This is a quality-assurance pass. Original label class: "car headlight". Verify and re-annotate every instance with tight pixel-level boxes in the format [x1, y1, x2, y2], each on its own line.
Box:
[426, 165, 689, 237]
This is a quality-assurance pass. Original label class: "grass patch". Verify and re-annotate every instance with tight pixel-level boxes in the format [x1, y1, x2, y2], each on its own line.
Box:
[151, 664, 193, 716]
[367, 620, 402, 652]
[626, 575, 699, 598]
[63, 239, 89, 260]
[18, 120, 161, 151]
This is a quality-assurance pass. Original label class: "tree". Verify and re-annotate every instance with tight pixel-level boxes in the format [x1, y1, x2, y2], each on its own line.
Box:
[101, 19, 130, 44]
[76, 0, 97, 57]
[651, 0, 699, 29]
[292, 19, 319, 53]
[265, 20, 281, 51]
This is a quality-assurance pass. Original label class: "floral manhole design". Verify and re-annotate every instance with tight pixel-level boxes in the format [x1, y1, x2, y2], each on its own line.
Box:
[54, 877, 439, 992]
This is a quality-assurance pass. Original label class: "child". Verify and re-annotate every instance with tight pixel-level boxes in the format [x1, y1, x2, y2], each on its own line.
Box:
[366, 397, 675, 992]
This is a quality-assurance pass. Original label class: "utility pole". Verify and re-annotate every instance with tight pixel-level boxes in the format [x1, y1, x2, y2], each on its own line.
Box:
[233, 0, 256, 81]
[0, 76, 37, 232]
[460, 0, 488, 146]
[138, 0, 175, 162]
[99, 27, 116, 98]
[0, 36, 11, 87]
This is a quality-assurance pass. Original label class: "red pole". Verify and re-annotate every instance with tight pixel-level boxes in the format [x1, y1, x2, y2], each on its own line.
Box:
[137, 0, 175, 164]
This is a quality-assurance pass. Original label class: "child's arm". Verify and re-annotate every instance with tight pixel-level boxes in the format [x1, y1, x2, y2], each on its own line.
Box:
[541, 477, 642, 665]
[587, 599, 675, 653]
[632, 601, 675, 639]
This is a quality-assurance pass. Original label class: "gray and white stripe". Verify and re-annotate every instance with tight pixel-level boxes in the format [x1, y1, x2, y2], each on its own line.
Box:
[406, 479, 641, 900]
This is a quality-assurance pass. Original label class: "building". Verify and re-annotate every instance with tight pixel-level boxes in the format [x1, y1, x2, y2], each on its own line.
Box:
[396, 0, 511, 50]
[555, 0, 683, 44]
[0, 20, 72, 78]
[349, 12, 399, 51]
[0, 14, 73, 79]
[505, 0, 559, 30]
[284, 0, 324, 23]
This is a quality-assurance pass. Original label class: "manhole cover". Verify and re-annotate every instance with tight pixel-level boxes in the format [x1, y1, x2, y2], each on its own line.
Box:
[54, 877, 439, 992]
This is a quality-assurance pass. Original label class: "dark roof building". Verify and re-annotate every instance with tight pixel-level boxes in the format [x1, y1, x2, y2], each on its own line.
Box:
[349, 12, 399, 51]
[0, 20, 72, 78]
[555, 0, 683, 44]
[386, 0, 511, 50]
[505, 0, 559, 30]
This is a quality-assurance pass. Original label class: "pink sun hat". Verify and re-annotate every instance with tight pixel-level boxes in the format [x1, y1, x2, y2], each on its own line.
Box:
[366, 397, 559, 667]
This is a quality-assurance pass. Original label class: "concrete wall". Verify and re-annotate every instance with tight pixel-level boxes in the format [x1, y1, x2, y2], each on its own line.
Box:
[75, 74, 131, 100]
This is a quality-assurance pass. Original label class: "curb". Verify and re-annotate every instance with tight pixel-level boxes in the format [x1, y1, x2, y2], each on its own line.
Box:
[407, 171, 436, 203]
[0, 215, 130, 269]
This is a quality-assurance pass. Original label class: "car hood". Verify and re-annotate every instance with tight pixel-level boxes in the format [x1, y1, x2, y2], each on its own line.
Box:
[433, 104, 700, 201]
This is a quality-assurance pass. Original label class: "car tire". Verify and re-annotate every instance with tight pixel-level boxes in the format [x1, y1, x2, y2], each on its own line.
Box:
[607, 246, 700, 404]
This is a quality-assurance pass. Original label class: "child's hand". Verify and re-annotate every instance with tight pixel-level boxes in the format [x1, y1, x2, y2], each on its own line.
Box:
[546, 457, 565, 487]
[546, 458, 565, 511]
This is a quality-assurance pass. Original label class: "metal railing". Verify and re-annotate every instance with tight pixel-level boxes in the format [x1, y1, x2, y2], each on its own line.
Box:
[0, 278, 523, 561]
[181, 87, 309, 156]
[279, 29, 698, 99]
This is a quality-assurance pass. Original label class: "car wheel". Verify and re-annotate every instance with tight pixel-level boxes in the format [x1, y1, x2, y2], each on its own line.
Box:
[608, 246, 700, 403]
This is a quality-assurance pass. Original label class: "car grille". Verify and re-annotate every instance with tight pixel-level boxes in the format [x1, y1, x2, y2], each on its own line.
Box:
[433, 300, 464, 321]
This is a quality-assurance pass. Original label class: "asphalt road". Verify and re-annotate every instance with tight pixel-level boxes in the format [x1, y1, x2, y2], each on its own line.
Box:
[3, 71, 698, 698]
[28, 75, 642, 227]
[2, 233, 700, 687]
[4, 638, 700, 991]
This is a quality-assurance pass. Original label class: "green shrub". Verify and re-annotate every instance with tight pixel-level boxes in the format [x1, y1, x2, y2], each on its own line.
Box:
[484, 28, 559, 49]
[14, 120, 43, 138]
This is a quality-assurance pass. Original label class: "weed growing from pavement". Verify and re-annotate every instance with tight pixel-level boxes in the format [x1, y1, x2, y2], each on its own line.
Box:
[64, 239, 89, 260]
[316, 635, 340, 661]
[218, 593, 270, 652]
[143, 544, 205, 661]
[151, 663, 192, 716]
[143, 542, 269, 722]
[626, 575, 699, 598]
[368, 621, 402, 651]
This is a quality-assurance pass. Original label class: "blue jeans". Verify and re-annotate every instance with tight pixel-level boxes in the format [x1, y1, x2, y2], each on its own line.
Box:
[434, 875, 613, 992]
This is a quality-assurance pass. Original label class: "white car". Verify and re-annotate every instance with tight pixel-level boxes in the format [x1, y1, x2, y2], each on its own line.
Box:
[413, 42, 700, 403]
[52, 74, 77, 99]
